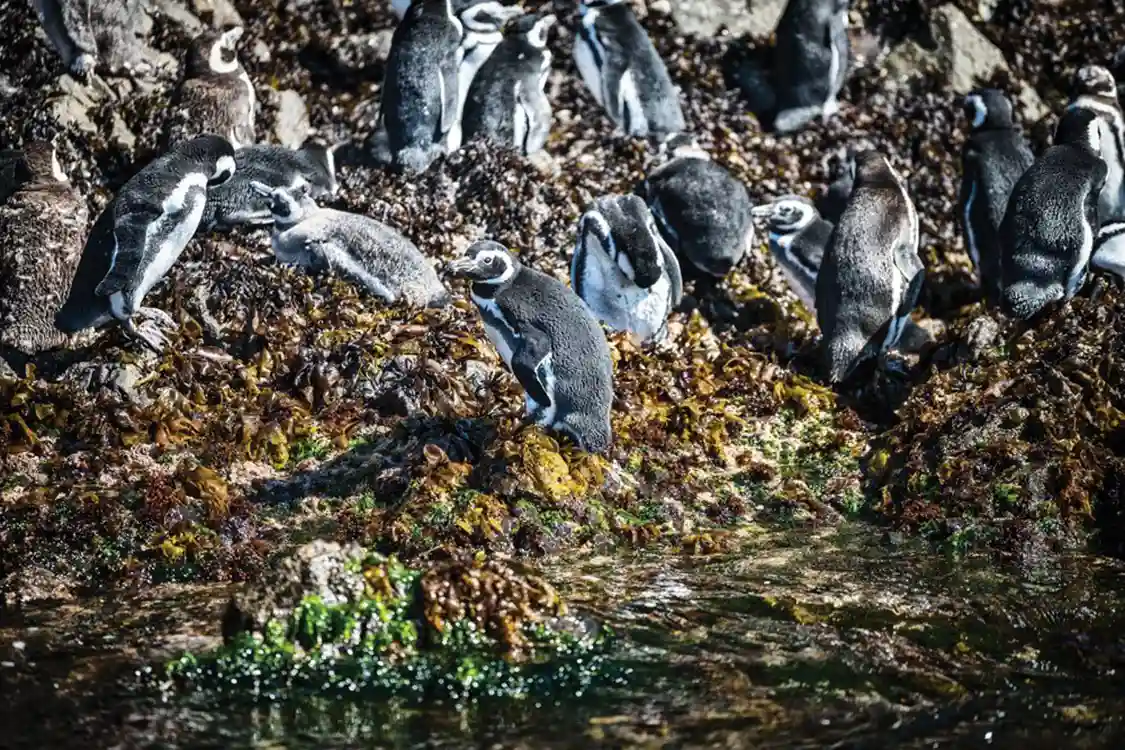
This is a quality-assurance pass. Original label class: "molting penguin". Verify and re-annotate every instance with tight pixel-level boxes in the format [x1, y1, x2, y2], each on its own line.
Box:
[958, 88, 1035, 307]
[31, 0, 169, 79]
[200, 141, 340, 232]
[572, 193, 683, 343]
[461, 12, 556, 155]
[55, 135, 237, 351]
[251, 183, 450, 308]
[771, 0, 850, 134]
[999, 106, 1106, 320]
[573, 0, 685, 138]
[449, 240, 614, 454]
[640, 133, 754, 278]
[751, 195, 832, 314]
[446, 1, 526, 152]
[164, 27, 256, 149]
[817, 150, 923, 382]
[0, 142, 88, 355]
[380, 0, 464, 172]
[1067, 65, 1125, 224]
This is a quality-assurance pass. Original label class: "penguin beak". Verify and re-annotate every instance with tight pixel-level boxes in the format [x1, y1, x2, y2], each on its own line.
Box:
[750, 204, 775, 219]
[447, 257, 480, 278]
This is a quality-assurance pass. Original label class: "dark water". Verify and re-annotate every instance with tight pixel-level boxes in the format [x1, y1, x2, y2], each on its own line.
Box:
[3, 525, 1125, 749]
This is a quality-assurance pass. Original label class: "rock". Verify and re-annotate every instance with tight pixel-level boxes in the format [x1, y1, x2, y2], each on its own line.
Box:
[955, 313, 1002, 363]
[191, 0, 243, 27]
[667, 0, 784, 38]
[152, 0, 204, 34]
[899, 317, 946, 354]
[1, 566, 75, 609]
[272, 89, 310, 148]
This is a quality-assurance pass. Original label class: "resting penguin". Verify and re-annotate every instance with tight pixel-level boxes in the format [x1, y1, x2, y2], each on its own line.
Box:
[958, 88, 1035, 308]
[571, 193, 683, 344]
[461, 11, 556, 156]
[31, 0, 170, 79]
[639, 133, 754, 278]
[380, 0, 464, 172]
[250, 182, 451, 308]
[55, 135, 237, 351]
[449, 240, 614, 454]
[817, 150, 923, 383]
[573, 0, 685, 138]
[751, 195, 832, 314]
[1067, 66, 1125, 224]
[772, 0, 850, 134]
[199, 141, 340, 232]
[999, 106, 1106, 321]
[0, 142, 88, 355]
[164, 27, 256, 149]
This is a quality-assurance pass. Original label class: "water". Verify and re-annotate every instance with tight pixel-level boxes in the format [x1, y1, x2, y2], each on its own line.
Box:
[3, 524, 1124, 748]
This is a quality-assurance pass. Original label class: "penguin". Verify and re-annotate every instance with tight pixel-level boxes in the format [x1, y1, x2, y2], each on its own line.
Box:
[572, 0, 685, 138]
[380, 0, 464, 172]
[0, 142, 88, 355]
[958, 88, 1035, 308]
[55, 135, 237, 351]
[446, 1, 526, 152]
[448, 240, 614, 454]
[771, 0, 850, 134]
[249, 182, 451, 308]
[571, 193, 683, 343]
[750, 195, 832, 314]
[814, 147, 855, 225]
[999, 106, 1107, 321]
[164, 27, 256, 149]
[1093, 220, 1125, 279]
[816, 150, 923, 382]
[461, 11, 556, 156]
[1067, 66, 1125, 224]
[199, 141, 340, 232]
[639, 133, 754, 278]
[31, 0, 168, 79]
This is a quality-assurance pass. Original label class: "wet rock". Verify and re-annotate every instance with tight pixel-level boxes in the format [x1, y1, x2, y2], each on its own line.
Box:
[1, 565, 75, 608]
[900, 318, 945, 354]
[667, 0, 784, 38]
[271, 89, 310, 148]
[955, 313, 1002, 363]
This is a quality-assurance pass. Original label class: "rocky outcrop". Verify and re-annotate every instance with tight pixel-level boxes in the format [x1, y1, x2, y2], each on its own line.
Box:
[665, 0, 786, 38]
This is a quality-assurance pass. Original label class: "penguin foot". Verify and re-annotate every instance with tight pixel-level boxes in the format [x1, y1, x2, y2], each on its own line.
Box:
[123, 307, 177, 353]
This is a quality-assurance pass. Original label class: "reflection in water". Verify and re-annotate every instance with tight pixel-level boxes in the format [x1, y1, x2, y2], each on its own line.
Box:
[2, 525, 1125, 748]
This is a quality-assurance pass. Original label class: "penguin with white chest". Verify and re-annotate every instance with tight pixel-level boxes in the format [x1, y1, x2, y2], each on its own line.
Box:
[999, 106, 1107, 321]
[817, 150, 923, 383]
[1067, 66, 1125, 225]
[640, 133, 754, 278]
[461, 11, 556, 156]
[771, 0, 851, 134]
[164, 27, 256, 149]
[0, 142, 88, 355]
[449, 241, 614, 454]
[250, 183, 451, 308]
[572, 194, 683, 344]
[380, 0, 464, 172]
[573, 0, 685, 138]
[55, 135, 237, 351]
[751, 195, 832, 314]
[958, 88, 1035, 308]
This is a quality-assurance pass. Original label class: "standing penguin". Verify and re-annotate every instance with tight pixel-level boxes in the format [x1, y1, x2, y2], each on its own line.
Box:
[999, 107, 1106, 321]
[380, 0, 464, 172]
[164, 27, 256, 149]
[572, 0, 685, 138]
[0, 143, 88, 355]
[640, 133, 754, 278]
[1067, 66, 1125, 224]
[55, 135, 237, 351]
[571, 193, 683, 343]
[751, 195, 832, 314]
[817, 150, 923, 382]
[449, 240, 614, 454]
[461, 12, 556, 155]
[958, 88, 1035, 307]
[772, 0, 850, 134]
[250, 183, 451, 308]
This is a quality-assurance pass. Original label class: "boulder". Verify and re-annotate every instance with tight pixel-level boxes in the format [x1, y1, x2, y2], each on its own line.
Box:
[666, 0, 785, 38]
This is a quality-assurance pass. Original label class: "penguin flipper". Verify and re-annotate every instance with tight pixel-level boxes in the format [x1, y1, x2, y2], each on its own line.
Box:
[94, 213, 152, 299]
[511, 327, 552, 409]
[658, 234, 684, 306]
[438, 59, 459, 144]
[893, 238, 925, 317]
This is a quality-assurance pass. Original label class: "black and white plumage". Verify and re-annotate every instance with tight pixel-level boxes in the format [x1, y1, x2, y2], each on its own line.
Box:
[461, 12, 556, 156]
[0, 143, 88, 354]
[164, 27, 256, 149]
[640, 134, 753, 278]
[1000, 107, 1106, 321]
[772, 0, 850, 134]
[199, 142, 339, 232]
[380, 0, 464, 173]
[250, 182, 451, 308]
[571, 193, 683, 343]
[449, 240, 614, 454]
[751, 195, 832, 314]
[1067, 66, 1125, 226]
[958, 88, 1035, 308]
[31, 0, 163, 78]
[1094, 220, 1125, 279]
[572, 0, 685, 138]
[814, 147, 855, 225]
[817, 150, 922, 383]
[55, 135, 237, 351]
